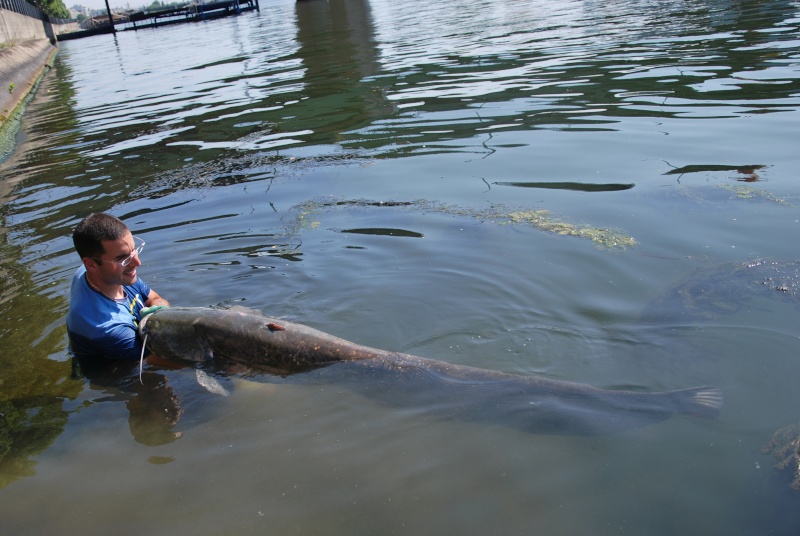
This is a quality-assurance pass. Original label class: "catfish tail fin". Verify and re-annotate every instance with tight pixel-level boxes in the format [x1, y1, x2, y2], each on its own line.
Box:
[674, 386, 723, 419]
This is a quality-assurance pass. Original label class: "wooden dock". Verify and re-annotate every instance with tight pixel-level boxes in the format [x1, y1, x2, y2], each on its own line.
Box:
[56, 0, 259, 40]
[126, 0, 259, 30]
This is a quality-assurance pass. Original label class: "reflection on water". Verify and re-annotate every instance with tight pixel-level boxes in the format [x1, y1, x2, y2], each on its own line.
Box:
[72, 357, 186, 446]
[0, 396, 70, 488]
[663, 163, 768, 182]
[493, 181, 635, 192]
[0, 0, 799, 533]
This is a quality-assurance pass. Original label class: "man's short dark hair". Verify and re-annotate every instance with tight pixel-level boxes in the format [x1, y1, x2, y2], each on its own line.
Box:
[73, 213, 130, 261]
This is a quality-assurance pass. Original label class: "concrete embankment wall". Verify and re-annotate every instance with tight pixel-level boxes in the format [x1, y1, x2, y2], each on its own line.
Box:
[1, 8, 54, 42]
[54, 21, 79, 34]
[0, 9, 60, 138]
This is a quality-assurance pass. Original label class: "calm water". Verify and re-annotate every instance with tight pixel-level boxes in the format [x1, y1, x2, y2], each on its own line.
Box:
[2, 0, 800, 533]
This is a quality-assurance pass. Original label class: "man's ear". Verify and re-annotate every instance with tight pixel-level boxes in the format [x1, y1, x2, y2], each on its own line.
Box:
[82, 257, 99, 272]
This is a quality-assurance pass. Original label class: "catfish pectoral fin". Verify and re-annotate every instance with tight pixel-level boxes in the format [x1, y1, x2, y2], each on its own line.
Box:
[195, 369, 231, 397]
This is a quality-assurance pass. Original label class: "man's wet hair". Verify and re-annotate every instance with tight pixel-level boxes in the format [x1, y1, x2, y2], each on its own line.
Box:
[73, 213, 130, 261]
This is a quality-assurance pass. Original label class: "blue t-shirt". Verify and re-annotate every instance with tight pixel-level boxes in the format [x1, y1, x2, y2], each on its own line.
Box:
[66, 266, 152, 360]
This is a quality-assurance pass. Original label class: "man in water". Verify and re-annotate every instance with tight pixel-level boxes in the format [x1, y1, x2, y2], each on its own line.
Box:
[66, 213, 169, 362]
[67, 213, 183, 445]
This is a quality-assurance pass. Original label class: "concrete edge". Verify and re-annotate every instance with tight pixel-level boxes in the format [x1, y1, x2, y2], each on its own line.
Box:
[0, 39, 59, 134]
[0, 40, 58, 160]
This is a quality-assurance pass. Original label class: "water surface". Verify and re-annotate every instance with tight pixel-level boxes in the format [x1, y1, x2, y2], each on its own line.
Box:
[1, 0, 800, 533]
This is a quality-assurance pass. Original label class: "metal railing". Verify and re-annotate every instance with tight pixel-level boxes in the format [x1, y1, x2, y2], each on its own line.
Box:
[0, 0, 42, 18]
[0, 0, 75, 24]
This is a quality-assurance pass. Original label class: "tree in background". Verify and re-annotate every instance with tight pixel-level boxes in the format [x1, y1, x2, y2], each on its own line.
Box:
[29, 0, 70, 19]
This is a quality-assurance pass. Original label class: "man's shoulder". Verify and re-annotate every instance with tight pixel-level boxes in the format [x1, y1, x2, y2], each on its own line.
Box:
[67, 267, 95, 328]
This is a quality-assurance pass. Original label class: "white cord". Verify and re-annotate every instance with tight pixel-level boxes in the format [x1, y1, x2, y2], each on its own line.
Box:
[139, 333, 148, 384]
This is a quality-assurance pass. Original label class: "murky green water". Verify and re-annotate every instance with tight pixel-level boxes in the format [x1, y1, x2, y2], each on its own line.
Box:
[1, 0, 800, 533]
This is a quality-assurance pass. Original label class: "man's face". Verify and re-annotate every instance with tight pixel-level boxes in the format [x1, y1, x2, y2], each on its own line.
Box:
[93, 231, 142, 286]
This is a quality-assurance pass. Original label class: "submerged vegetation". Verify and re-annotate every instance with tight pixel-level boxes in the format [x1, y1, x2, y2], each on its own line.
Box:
[290, 198, 637, 250]
[763, 421, 800, 491]
[718, 183, 792, 206]
[501, 209, 636, 249]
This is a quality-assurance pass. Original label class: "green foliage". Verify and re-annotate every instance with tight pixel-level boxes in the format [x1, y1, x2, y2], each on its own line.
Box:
[38, 0, 70, 19]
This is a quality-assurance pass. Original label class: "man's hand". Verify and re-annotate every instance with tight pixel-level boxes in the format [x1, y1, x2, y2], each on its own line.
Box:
[140, 305, 167, 318]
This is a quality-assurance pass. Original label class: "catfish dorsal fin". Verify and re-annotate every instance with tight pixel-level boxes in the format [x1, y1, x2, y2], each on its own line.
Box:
[225, 305, 265, 316]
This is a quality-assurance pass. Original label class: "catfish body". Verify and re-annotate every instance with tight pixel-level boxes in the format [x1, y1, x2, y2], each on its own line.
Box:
[140, 307, 722, 435]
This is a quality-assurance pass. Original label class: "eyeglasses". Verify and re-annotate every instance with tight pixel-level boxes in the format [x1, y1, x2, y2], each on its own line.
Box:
[90, 236, 145, 267]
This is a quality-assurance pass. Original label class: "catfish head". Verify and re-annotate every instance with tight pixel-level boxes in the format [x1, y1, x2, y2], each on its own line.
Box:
[139, 306, 379, 373]
[139, 307, 215, 364]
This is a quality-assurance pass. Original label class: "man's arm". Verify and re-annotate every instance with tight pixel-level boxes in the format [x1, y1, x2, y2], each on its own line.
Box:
[145, 289, 170, 307]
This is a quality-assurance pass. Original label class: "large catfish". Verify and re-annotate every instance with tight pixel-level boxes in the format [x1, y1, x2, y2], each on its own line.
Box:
[139, 307, 722, 435]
